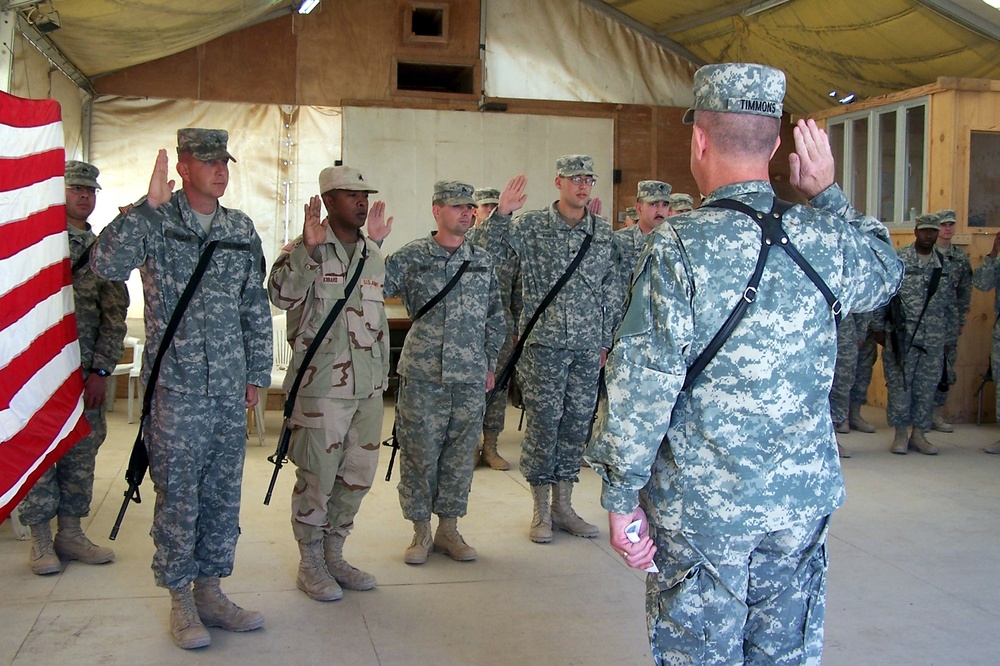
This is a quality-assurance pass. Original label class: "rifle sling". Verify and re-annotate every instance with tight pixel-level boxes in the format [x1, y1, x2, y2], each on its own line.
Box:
[902, 248, 943, 355]
[411, 259, 470, 322]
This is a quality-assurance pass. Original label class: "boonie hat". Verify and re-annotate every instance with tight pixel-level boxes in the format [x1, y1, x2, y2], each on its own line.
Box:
[556, 155, 596, 177]
[319, 166, 378, 194]
[637, 180, 672, 204]
[65, 160, 100, 189]
[682, 63, 785, 125]
[177, 128, 236, 162]
[433, 180, 476, 206]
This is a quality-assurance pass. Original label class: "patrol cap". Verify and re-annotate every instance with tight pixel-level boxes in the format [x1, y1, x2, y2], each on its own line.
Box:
[433, 180, 476, 206]
[177, 128, 236, 162]
[915, 213, 940, 231]
[556, 155, 596, 177]
[625, 206, 637, 220]
[936, 209, 957, 225]
[65, 160, 100, 189]
[682, 63, 785, 125]
[319, 166, 378, 194]
[637, 180, 672, 204]
[474, 188, 500, 205]
[669, 193, 694, 212]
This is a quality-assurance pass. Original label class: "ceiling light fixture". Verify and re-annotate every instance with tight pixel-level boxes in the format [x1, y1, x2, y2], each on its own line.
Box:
[743, 0, 792, 18]
[297, 0, 320, 14]
[838, 94, 856, 105]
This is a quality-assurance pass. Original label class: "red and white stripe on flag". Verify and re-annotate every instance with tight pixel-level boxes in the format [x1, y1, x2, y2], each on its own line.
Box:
[0, 90, 89, 524]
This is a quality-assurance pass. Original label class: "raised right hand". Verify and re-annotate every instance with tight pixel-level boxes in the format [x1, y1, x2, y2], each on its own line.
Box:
[302, 195, 327, 253]
[146, 149, 175, 209]
[499, 174, 528, 216]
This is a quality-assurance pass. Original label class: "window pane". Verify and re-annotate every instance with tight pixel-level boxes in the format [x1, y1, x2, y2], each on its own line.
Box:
[851, 117, 868, 213]
[829, 123, 845, 188]
[878, 111, 896, 223]
[969, 131, 1000, 227]
[906, 105, 925, 223]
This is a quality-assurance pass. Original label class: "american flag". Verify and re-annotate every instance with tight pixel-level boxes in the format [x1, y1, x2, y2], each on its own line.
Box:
[0, 90, 89, 523]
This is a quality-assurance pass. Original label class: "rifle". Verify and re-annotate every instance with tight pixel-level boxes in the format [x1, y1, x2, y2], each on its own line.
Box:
[264, 246, 367, 504]
[110, 240, 219, 540]
[381, 422, 399, 482]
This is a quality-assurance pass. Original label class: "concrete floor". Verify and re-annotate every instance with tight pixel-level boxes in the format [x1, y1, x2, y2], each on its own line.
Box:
[2, 404, 1000, 665]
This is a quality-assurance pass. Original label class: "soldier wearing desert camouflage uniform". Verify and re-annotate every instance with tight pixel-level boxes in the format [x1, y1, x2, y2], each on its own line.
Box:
[21, 160, 128, 576]
[875, 213, 954, 455]
[92, 129, 272, 650]
[268, 165, 392, 602]
[586, 63, 903, 664]
[386, 180, 505, 565]
[482, 157, 620, 545]
[931, 209, 972, 432]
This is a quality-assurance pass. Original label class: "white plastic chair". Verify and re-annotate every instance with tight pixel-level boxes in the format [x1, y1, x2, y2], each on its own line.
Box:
[105, 336, 140, 412]
[127, 341, 144, 423]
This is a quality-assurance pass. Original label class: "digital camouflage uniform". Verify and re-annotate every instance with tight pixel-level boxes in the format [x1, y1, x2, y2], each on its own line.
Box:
[934, 235, 972, 408]
[830, 311, 872, 426]
[613, 180, 673, 323]
[585, 63, 904, 665]
[385, 224, 505, 522]
[268, 225, 388, 545]
[481, 173, 619, 487]
[875, 244, 953, 431]
[20, 218, 129, 525]
[668, 192, 695, 214]
[92, 186, 271, 590]
[973, 255, 1000, 423]
[850, 322, 879, 406]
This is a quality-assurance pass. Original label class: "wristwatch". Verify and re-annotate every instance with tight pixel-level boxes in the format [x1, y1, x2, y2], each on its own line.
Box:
[92, 368, 111, 377]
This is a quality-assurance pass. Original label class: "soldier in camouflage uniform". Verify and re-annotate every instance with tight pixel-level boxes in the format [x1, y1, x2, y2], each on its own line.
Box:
[974, 231, 1000, 454]
[482, 158, 620, 544]
[268, 165, 392, 602]
[385, 181, 505, 565]
[21, 160, 128, 576]
[875, 214, 953, 455]
[667, 192, 694, 215]
[623, 206, 638, 228]
[931, 210, 972, 432]
[585, 63, 903, 665]
[613, 180, 672, 317]
[92, 129, 272, 650]
[470, 186, 523, 471]
[829, 311, 872, 457]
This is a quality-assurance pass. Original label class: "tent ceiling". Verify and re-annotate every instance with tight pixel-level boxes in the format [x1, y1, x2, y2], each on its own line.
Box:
[7, 0, 1000, 113]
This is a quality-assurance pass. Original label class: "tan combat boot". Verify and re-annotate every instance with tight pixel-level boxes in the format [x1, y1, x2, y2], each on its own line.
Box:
[551, 480, 599, 538]
[481, 430, 510, 470]
[404, 520, 432, 565]
[529, 484, 552, 543]
[193, 576, 264, 632]
[849, 403, 877, 433]
[433, 517, 477, 561]
[324, 533, 376, 591]
[908, 428, 939, 455]
[169, 585, 211, 649]
[296, 540, 343, 601]
[931, 409, 954, 433]
[28, 522, 61, 575]
[890, 427, 909, 455]
[834, 420, 850, 434]
[837, 442, 851, 459]
[472, 441, 484, 468]
[985, 440, 1000, 455]
[54, 515, 114, 564]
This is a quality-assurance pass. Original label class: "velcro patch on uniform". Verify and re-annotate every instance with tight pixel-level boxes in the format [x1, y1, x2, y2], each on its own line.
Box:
[165, 229, 195, 242]
[360, 278, 382, 287]
[323, 275, 344, 284]
[467, 267, 488, 273]
[218, 241, 250, 251]
[725, 97, 780, 116]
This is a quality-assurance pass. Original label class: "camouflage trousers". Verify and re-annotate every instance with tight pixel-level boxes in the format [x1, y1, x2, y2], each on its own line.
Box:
[850, 333, 879, 406]
[483, 330, 514, 433]
[883, 338, 944, 429]
[647, 515, 829, 666]
[396, 376, 484, 521]
[288, 395, 382, 543]
[829, 330, 861, 425]
[933, 339, 958, 408]
[19, 405, 106, 525]
[993, 337, 1000, 420]
[518, 345, 601, 486]
[147, 387, 246, 590]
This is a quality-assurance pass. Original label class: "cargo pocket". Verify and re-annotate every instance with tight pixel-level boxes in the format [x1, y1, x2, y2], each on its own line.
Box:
[650, 563, 708, 663]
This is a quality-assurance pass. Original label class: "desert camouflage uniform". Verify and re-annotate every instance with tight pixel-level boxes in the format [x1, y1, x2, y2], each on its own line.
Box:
[973, 255, 1000, 419]
[482, 204, 619, 485]
[92, 190, 272, 589]
[829, 311, 871, 425]
[268, 229, 389, 544]
[385, 235, 505, 520]
[934, 243, 972, 407]
[586, 180, 902, 664]
[20, 223, 129, 525]
[875, 245, 953, 430]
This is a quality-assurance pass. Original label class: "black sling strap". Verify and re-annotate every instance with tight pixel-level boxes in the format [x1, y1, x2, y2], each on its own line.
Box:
[902, 247, 943, 355]
[682, 197, 842, 391]
[71, 243, 93, 274]
[412, 259, 471, 322]
[486, 232, 593, 407]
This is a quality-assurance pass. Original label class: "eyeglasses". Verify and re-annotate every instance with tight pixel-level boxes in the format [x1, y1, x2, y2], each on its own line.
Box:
[567, 176, 596, 186]
[67, 185, 96, 194]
